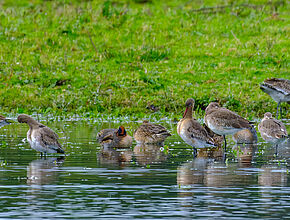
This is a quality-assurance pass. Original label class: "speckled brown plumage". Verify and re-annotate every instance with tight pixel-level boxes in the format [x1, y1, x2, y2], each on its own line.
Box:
[258, 112, 288, 144]
[232, 125, 258, 144]
[203, 123, 224, 147]
[134, 121, 171, 144]
[204, 102, 251, 136]
[261, 78, 290, 97]
[17, 114, 64, 154]
[97, 128, 116, 144]
[260, 78, 290, 118]
[97, 126, 132, 148]
[177, 99, 217, 150]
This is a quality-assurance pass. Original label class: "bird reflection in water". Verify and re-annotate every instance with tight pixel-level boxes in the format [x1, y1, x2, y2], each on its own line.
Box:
[177, 145, 256, 206]
[177, 158, 208, 186]
[177, 158, 213, 209]
[258, 164, 288, 209]
[199, 124, 224, 160]
[232, 144, 256, 168]
[97, 146, 133, 166]
[27, 157, 65, 185]
[258, 165, 287, 187]
[133, 144, 168, 166]
[258, 139, 289, 187]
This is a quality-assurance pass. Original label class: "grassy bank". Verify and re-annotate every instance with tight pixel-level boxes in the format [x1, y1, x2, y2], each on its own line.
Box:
[0, 0, 289, 120]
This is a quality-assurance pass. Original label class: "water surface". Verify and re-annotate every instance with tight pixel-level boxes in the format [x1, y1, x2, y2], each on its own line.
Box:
[0, 118, 289, 219]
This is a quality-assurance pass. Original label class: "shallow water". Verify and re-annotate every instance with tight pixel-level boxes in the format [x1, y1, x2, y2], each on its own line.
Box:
[0, 118, 289, 219]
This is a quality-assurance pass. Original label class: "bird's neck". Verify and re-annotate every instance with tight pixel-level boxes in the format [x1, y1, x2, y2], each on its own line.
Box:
[183, 106, 193, 119]
[27, 119, 41, 129]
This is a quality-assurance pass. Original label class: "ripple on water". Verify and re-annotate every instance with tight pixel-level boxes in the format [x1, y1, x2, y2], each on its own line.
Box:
[0, 120, 289, 218]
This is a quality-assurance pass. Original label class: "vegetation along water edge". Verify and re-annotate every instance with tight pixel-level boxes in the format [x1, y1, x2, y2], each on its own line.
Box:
[0, 0, 289, 120]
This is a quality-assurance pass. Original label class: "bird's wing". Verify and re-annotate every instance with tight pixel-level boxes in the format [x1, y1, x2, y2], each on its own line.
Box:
[262, 78, 290, 95]
[145, 123, 171, 136]
[187, 120, 216, 146]
[212, 109, 250, 129]
[97, 129, 116, 143]
[36, 126, 63, 151]
[259, 119, 288, 138]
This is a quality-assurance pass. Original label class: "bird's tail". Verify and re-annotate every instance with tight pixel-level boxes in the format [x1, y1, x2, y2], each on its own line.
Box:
[57, 148, 65, 154]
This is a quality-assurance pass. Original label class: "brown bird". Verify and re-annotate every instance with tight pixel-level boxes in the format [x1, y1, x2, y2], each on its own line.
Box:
[177, 98, 217, 156]
[232, 125, 258, 144]
[203, 123, 224, 147]
[17, 114, 65, 155]
[97, 126, 132, 148]
[204, 102, 252, 150]
[0, 115, 12, 128]
[258, 112, 288, 147]
[133, 121, 171, 145]
[260, 78, 290, 119]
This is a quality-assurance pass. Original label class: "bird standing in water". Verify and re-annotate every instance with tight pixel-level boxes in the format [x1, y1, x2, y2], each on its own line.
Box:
[204, 102, 252, 155]
[177, 98, 217, 157]
[17, 114, 65, 156]
[258, 112, 288, 155]
[260, 78, 290, 119]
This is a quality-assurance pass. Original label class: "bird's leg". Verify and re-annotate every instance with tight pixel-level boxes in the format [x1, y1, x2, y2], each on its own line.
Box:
[276, 101, 281, 119]
[223, 135, 227, 162]
[280, 104, 283, 119]
[223, 135, 227, 152]
[40, 152, 43, 158]
[275, 144, 278, 157]
[193, 148, 197, 158]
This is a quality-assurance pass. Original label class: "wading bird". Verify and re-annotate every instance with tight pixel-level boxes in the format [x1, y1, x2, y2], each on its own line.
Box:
[258, 112, 288, 155]
[177, 98, 217, 157]
[134, 120, 171, 145]
[204, 102, 252, 152]
[232, 125, 258, 144]
[260, 78, 290, 119]
[17, 114, 65, 156]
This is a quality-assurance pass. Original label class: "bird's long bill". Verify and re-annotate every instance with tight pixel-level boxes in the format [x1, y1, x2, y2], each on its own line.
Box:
[183, 107, 188, 118]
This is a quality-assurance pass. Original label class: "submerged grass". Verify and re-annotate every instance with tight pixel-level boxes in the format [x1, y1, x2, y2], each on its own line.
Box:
[0, 0, 289, 119]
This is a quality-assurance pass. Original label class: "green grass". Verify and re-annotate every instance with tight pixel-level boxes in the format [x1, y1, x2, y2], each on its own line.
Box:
[0, 0, 289, 120]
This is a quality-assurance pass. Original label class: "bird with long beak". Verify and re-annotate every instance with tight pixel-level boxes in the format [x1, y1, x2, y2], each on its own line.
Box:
[177, 98, 217, 157]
